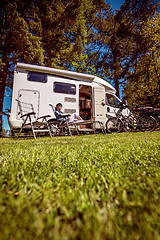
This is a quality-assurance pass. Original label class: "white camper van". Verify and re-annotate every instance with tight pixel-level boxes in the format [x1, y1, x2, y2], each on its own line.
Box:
[9, 63, 122, 132]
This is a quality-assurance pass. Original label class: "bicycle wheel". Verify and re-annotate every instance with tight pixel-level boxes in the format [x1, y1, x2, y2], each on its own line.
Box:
[123, 119, 133, 132]
[139, 116, 156, 132]
[106, 117, 123, 133]
[48, 122, 59, 136]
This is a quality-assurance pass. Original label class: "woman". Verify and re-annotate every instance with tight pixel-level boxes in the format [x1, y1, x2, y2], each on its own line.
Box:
[55, 103, 83, 124]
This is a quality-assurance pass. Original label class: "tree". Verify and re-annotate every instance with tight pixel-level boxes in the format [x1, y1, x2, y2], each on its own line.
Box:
[38, 0, 112, 74]
[0, 0, 112, 136]
[94, 0, 157, 97]
[0, 0, 44, 136]
[124, 11, 160, 106]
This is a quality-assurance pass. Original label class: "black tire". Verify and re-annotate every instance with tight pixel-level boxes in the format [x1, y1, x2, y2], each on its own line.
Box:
[11, 130, 15, 137]
[123, 115, 137, 132]
[106, 117, 123, 133]
[139, 116, 156, 132]
[123, 120, 133, 132]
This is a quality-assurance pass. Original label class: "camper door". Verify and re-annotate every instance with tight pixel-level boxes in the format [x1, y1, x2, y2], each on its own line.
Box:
[93, 84, 106, 126]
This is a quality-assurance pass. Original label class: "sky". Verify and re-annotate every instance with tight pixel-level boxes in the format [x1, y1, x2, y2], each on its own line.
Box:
[108, 0, 125, 10]
[2, 0, 126, 131]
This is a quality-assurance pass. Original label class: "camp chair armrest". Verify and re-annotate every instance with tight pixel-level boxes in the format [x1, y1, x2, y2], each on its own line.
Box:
[20, 112, 36, 118]
[56, 114, 71, 119]
[37, 115, 51, 120]
[61, 114, 71, 117]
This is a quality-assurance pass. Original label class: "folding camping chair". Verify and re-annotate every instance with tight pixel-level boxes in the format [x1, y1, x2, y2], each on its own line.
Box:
[48, 104, 106, 136]
[16, 99, 52, 139]
[48, 104, 78, 136]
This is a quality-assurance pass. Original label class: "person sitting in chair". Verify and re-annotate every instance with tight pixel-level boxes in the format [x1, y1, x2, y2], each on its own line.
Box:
[55, 103, 84, 124]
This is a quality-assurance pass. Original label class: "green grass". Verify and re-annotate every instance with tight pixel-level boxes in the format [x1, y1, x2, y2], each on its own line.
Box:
[0, 132, 160, 240]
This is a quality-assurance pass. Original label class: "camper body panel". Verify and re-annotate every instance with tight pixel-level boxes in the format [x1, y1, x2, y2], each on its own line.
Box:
[9, 63, 120, 130]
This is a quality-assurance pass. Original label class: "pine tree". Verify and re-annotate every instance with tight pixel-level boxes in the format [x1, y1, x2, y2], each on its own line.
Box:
[38, 0, 111, 74]
[0, 0, 44, 136]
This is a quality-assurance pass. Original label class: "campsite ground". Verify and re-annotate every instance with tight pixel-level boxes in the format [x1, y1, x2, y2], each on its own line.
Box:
[0, 132, 160, 240]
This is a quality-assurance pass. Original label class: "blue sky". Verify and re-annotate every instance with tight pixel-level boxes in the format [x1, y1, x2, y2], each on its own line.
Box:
[3, 88, 12, 131]
[108, 0, 125, 10]
[3, 0, 125, 131]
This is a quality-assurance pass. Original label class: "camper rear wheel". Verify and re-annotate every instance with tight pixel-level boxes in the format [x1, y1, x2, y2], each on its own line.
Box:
[106, 117, 123, 133]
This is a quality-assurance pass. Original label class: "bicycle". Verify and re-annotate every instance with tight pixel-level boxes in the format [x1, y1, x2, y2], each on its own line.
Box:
[106, 105, 160, 133]
[138, 107, 160, 132]
[106, 105, 139, 133]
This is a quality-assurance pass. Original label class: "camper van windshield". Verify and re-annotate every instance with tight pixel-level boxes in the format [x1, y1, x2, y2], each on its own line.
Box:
[106, 94, 121, 108]
[28, 72, 47, 83]
[54, 82, 76, 95]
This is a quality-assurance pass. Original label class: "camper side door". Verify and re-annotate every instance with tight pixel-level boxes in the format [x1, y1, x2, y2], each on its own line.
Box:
[93, 84, 106, 126]
[106, 93, 121, 118]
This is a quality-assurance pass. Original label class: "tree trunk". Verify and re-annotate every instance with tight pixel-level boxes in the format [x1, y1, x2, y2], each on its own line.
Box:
[111, 46, 120, 99]
[0, 71, 6, 137]
[0, 44, 9, 137]
[114, 76, 120, 98]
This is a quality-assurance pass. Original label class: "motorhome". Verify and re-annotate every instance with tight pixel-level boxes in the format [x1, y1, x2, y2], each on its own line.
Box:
[9, 63, 122, 132]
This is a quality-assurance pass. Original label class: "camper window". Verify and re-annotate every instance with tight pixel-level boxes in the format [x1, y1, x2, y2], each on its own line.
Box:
[54, 82, 76, 95]
[28, 72, 47, 83]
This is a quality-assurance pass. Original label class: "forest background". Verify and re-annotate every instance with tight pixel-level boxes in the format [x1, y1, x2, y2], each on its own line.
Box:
[0, 0, 159, 135]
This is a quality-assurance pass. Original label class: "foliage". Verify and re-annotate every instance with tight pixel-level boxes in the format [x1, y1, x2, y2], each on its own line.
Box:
[0, 132, 160, 240]
[40, 0, 112, 75]
[0, 0, 44, 76]
[124, 11, 160, 107]
[97, 0, 157, 97]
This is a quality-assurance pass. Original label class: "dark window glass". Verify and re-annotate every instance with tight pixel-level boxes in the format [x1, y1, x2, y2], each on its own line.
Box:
[54, 82, 76, 95]
[114, 96, 121, 107]
[106, 94, 121, 107]
[28, 72, 47, 83]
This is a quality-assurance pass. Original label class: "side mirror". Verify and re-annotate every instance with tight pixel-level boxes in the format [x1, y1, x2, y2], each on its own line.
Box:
[125, 100, 128, 106]
[101, 101, 105, 106]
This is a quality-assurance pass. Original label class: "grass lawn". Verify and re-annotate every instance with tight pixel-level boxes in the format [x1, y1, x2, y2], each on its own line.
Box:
[0, 132, 160, 240]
